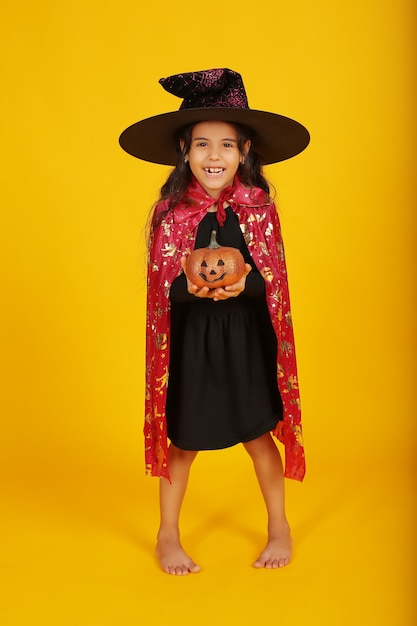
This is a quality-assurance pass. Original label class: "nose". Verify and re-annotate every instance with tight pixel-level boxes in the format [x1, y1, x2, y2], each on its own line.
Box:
[208, 146, 220, 160]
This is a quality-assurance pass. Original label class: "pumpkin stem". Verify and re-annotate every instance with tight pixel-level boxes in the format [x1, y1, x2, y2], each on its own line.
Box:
[209, 230, 221, 249]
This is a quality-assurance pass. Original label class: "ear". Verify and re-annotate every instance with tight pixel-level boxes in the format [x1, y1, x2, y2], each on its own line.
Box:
[241, 139, 251, 162]
[179, 138, 189, 163]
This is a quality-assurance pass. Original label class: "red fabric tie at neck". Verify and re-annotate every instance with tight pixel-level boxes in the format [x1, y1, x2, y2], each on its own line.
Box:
[215, 185, 234, 227]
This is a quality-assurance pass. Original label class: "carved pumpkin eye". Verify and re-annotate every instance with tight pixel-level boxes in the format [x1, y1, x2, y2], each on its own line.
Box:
[201, 261, 207, 267]
[217, 260, 225, 266]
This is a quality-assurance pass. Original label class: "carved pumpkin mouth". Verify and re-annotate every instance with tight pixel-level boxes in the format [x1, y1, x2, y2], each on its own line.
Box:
[198, 273, 227, 284]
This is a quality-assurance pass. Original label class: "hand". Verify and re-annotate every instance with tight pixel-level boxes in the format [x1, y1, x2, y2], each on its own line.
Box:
[210, 264, 252, 301]
[180, 256, 212, 298]
[181, 257, 252, 301]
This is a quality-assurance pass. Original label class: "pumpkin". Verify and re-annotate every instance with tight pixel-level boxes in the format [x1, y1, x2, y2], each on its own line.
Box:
[185, 230, 245, 289]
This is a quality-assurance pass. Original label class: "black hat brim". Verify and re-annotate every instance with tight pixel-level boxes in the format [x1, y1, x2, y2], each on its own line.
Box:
[119, 107, 310, 166]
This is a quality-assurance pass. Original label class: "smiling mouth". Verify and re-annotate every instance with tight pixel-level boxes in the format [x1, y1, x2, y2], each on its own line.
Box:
[204, 168, 224, 176]
[199, 273, 226, 283]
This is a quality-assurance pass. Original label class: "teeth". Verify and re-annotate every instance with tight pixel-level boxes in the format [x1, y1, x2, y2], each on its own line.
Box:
[205, 168, 223, 173]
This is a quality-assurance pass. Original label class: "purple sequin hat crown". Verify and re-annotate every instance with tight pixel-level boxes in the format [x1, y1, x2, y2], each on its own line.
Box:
[119, 68, 310, 165]
[160, 69, 249, 110]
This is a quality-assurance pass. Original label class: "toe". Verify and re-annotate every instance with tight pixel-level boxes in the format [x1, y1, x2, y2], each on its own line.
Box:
[254, 552, 290, 569]
[189, 563, 201, 573]
[254, 552, 268, 568]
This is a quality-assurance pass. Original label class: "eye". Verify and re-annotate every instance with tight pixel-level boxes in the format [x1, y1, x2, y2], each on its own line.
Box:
[223, 142, 233, 148]
[217, 260, 225, 266]
[196, 141, 207, 147]
[201, 261, 207, 267]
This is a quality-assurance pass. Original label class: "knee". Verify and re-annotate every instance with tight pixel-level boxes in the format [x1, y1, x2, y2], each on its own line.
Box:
[243, 433, 275, 461]
[169, 444, 198, 467]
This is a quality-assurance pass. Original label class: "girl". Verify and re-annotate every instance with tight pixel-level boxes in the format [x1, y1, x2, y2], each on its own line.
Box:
[119, 68, 309, 575]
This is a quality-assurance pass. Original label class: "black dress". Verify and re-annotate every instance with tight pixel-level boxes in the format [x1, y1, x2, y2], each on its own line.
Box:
[166, 207, 283, 450]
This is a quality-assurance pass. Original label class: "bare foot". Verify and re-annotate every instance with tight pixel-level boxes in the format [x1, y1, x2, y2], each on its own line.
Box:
[156, 534, 201, 576]
[253, 524, 293, 569]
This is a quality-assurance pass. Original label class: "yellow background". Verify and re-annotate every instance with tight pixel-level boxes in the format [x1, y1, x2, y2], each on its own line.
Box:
[1, 1, 415, 624]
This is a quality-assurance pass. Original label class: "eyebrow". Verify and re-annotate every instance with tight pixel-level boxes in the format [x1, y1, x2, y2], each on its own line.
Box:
[192, 136, 238, 142]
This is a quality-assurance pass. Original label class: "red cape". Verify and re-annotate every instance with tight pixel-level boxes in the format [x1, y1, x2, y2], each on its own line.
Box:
[145, 177, 305, 481]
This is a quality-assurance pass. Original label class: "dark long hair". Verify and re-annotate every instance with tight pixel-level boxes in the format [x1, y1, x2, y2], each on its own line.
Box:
[151, 122, 272, 228]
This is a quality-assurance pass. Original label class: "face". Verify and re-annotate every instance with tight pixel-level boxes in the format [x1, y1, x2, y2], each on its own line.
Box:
[183, 121, 250, 199]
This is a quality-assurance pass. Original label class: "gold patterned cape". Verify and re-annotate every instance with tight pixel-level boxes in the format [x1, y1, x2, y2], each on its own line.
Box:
[145, 176, 305, 481]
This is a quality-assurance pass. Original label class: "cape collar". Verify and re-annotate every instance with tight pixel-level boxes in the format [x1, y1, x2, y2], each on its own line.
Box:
[172, 175, 271, 227]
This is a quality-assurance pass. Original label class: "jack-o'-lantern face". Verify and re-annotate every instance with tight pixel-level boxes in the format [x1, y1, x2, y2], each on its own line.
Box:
[185, 230, 245, 289]
[199, 258, 226, 284]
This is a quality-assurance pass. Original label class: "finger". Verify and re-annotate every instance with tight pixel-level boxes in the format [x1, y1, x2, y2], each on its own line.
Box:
[224, 266, 251, 293]
[180, 256, 187, 271]
[223, 283, 242, 295]
[213, 288, 230, 301]
[195, 286, 211, 298]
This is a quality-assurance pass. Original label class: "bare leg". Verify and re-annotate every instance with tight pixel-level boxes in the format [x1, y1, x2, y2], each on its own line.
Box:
[156, 443, 201, 575]
[243, 432, 292, 568]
